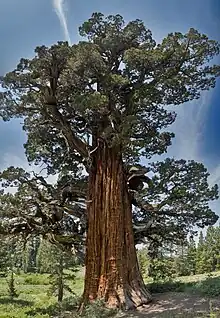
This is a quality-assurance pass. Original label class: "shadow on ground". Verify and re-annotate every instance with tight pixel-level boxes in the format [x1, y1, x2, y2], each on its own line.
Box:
[0, 297, 34, 307]
[119, 275, 220, 317]
[135, 292, 220, 317]
[25, 292, 220, 318]
[115, 293, 220, 317]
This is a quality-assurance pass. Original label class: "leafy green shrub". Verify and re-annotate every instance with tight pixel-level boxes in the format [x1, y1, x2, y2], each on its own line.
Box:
[149, 258, 176, 282]
[147, 280, 188, 293]
[23, 273, 50, 285]
[60, 295, 80, 311]
[48, 270, 76, 302]
[191, 277, 220, 297]
[137, 248, 149, 279]
[7, 271, 18, 298]
[147, 275, 220, 298]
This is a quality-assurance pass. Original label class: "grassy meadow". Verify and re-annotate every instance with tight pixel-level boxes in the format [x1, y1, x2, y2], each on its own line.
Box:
[0, 270, 220, 317]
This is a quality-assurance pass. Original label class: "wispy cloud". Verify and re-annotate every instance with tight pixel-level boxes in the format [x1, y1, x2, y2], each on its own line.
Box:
[1, 153, 58, 186]
[52, 0, 71, 44]
[208, 164, 220, 186]
[166, 90, 220, 185]
[165, 90, 220, 218]
[166, 92, 211, 161]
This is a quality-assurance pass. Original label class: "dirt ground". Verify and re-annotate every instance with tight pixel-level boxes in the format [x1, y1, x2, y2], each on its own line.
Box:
[118, 292, 220, 317]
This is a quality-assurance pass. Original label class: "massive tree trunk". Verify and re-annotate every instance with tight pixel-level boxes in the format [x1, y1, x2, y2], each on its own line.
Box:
[80, 142, 152, 310]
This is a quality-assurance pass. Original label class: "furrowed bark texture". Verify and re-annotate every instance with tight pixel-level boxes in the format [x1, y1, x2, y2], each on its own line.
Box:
[80, 144, 152, 310]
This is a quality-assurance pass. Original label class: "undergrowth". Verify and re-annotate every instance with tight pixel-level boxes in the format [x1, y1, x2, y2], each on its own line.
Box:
[0, 272, 220, 317]
[147, 274, 220, 297]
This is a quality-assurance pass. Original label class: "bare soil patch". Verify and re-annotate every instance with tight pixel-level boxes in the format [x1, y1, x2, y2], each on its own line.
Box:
[119, 292, 220, 317]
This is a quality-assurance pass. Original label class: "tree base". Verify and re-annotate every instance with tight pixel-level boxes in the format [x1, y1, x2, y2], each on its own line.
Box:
[79, 271, 152, 311]
[104, 285, 152, 310]
[80, 145, 152, 312]
[79, 285, 152, 313]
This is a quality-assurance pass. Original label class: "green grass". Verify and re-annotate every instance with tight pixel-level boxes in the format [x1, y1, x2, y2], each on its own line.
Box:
[0, 272, 83, 318]
[0, 271, 220, 317]
[177, 270, 220, 283]
[146, 271, 220, 296]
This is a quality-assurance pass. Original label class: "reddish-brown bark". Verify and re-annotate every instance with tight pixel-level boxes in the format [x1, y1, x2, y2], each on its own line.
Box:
[80, 143, 152, 310]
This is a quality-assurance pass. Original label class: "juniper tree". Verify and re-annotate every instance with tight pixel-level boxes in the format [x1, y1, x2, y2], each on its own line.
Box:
[0, 12, 220, 310]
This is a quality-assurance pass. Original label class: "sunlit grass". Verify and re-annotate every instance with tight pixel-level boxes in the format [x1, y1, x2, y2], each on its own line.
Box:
[0, 272, 80, 318]
[0, 270, 220, 317]
[177, 270, 220, 282]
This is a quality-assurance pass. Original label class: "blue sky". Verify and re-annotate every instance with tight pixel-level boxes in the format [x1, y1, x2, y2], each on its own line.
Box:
[0, 0, 220, 215]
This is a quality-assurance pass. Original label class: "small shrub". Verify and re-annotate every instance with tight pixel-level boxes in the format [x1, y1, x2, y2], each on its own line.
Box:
[7, 271, 18, 298]
[23, 274, 50, 285]
[192, 277, 220, 297]
[148, 258, 176, 282]
[147, 280, 188, 293]
[48, 265, 77, 302]
[81, 299, 117, 318]
[61, 295, 80, 311]
[147, 275, 220, 297]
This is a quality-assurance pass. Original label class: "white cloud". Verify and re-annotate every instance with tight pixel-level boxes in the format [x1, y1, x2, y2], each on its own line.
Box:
[1, 153, 30, 172]
[166, 90, 220, 188]
[1, 153, 58, 186]
[208, 164, 220, 187]
[166, 91, 211, 161]
[164, 90, 220, 218]
[52, 0, 71, 44]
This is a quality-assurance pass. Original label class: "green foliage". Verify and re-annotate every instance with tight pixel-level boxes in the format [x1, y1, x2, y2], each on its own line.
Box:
[132, 158, 219, 250]
[0, 271, 117, 318]
[187, 238, 197, 275]
[1, 13, 219, 168]
[0, 271, 80, 318]
[37, 240, 79, 302]
[196, 231, 207, 274]
[137, 248, 149, 278]
[141, 225, 220, 285]
[191, 277, 220, 297]
[0, 235, 10, 271]
[195, 226, 220, 275]
[147, 273, 220, 298]
[47, 259, 76, 302]
[149, 257, 176, 282]
[23, 236, 41, 273]
[1, 156, 218, 254]
[36, 239, 77, 274]
[0, 13, 220, 309]
[81, 299, 117, 318]
[23, 274, 50, 285]
[0, 271, 220, 317]
[7, 271, 18, 299]
[0, 236, 24, 273]
[147, 280, 187, 293]
[0, 12, 219, 260]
